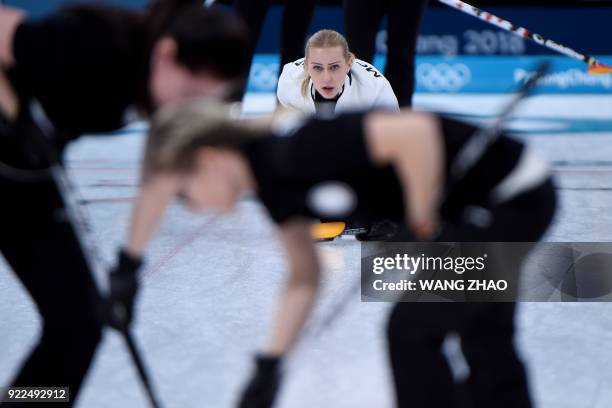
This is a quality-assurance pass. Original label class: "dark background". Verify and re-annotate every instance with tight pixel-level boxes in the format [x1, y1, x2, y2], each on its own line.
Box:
[4, 0, 612, 55]
[320, 0, 612, 5]
[4, 0, 612, 14]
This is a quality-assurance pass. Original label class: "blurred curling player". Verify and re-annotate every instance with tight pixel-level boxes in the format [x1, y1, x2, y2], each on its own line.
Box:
[277, 28, 399, 241]
[140, 99, 556, 408]
[0, 1, 249, 404]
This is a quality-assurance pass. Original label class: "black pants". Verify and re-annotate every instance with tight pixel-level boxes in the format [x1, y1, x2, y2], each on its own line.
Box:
[234, 0, 317, 99]
[343, 0, 428, 107]
[387, 179, 556, 408]
[0, 130, 103, 406]
[388, 303, 531, 408]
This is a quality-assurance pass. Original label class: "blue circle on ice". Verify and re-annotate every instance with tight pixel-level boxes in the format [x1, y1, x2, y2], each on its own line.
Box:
[307, 181, 357, 218]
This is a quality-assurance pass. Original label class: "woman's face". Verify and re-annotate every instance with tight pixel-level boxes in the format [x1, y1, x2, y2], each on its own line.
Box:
[306, 46, 352, 99]
[178, 148, 243, 213]
[149, 38, 231, 107]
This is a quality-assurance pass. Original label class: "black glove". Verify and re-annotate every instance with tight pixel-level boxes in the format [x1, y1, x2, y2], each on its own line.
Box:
[108, 249, 142, 330]
[238, 354, 283, 408]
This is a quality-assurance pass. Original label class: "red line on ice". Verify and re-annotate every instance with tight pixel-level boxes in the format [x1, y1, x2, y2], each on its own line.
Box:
[143, 217, 219, 280]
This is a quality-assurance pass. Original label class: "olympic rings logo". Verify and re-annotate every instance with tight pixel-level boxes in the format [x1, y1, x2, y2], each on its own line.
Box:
[249, 63, 279, 91]
[416, 63, 472, 92]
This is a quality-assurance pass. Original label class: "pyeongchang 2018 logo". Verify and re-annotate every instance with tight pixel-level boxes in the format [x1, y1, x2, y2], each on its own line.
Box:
[250, 63, 279, 92]
[515, 68, 612, 90]
[416, 63, 472, 92]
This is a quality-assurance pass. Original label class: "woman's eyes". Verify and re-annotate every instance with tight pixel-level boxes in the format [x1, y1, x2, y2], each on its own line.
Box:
[312, 65, 341, 72]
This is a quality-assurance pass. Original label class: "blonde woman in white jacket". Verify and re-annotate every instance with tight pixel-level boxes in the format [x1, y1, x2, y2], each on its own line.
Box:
[277, 29, 399, 117]
[278, 29, 400, 240]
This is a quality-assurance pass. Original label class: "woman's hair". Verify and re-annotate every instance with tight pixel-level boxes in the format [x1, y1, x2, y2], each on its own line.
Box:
[144, 99, 268, 175]
[301, 29, 355, 97]
[145, 0, 200, 43]
[145, 1, 251, 80]
[56, 1, 251, 110]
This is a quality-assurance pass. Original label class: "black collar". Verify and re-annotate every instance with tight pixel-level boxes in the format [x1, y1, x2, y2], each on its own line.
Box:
[310, 83, 345, 103]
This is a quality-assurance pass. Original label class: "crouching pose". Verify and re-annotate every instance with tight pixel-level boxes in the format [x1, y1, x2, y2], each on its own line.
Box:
[277, 28, 399, 241]
[277, 29, 399, 116]
[142, 100, 556, 408]
[0, 1, 249, 404]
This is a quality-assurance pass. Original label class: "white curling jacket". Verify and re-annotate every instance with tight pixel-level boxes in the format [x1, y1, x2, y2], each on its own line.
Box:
[277, 58, 400, 114]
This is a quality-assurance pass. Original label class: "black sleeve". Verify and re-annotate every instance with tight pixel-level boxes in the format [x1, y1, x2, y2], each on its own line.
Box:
[439, 116, 524, 181]
[439, 116, 526, 215]
[12, 7, 144, 136]
[13, 11, 90, 85]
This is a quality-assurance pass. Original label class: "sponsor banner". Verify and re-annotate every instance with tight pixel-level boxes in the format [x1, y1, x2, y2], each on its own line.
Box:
[250, 6, 612, 56]
[247, 54, 612, 94]
[414, 6, 612, 56]
[4, 0, 148, 17]
[8, 2, 612, 55]
[361, 242, 612, 302]
[413, 56, 612, 94]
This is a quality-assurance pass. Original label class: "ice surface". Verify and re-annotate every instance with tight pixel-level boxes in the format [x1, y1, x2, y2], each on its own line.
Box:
[1, 93, 612, 408]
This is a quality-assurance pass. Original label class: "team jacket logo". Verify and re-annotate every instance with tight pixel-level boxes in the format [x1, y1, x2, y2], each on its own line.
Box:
[417, 63, 472, 92]
[354, 61, 382, 78]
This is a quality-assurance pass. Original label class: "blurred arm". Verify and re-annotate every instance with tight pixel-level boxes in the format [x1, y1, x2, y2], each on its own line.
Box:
[0, 5, 25, 68]
[124, 173, 178, 257]
[0, 68, 17, 120]
[0, 6, 24, 120]
[264, 218, 321, 356]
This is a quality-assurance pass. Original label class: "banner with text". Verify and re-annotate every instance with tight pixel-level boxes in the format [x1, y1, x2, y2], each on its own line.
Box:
[248, 55, 612, 94]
